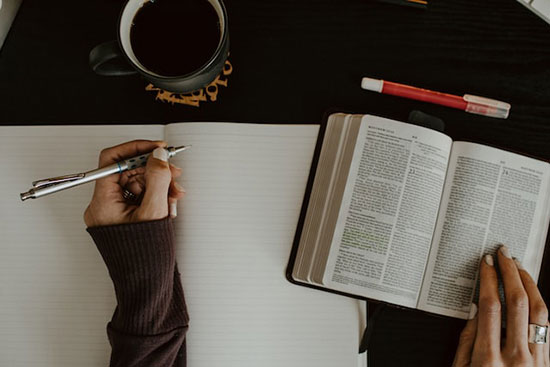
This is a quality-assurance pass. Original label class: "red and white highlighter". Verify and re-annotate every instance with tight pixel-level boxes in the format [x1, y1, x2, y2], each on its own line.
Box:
[361, 77, 511, 119]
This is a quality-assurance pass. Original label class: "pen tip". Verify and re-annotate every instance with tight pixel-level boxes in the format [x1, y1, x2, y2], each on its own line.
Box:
[168, 145, 191, 155]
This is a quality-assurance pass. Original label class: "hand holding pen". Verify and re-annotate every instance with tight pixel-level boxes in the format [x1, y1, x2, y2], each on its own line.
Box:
[83, 140, 187, 227]
[21, 140, 189, 226]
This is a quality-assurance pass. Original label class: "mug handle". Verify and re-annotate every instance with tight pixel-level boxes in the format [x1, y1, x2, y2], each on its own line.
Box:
[89, 40, 138, 76]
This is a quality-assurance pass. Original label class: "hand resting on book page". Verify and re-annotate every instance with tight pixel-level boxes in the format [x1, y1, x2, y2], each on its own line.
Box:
[452, 245, 550, 367]
[84, 139, 186, 227]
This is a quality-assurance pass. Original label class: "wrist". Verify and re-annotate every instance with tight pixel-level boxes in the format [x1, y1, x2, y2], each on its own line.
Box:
[87, 218, 176, 283]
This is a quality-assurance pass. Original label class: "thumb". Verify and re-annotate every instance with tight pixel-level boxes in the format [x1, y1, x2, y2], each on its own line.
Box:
[138, 147, 172, 220]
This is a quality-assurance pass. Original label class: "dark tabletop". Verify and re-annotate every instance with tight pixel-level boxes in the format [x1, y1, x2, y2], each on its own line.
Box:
[1, 0, 550, 365]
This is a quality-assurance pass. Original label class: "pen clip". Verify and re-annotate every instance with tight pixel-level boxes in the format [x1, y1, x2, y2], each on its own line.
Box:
[32, 173, 85, 189]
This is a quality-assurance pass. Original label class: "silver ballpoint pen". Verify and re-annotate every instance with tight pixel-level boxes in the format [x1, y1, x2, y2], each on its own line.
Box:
[20, 145, 191, 201]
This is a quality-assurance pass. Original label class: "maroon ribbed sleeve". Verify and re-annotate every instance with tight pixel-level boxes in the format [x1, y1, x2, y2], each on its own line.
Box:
[87, 218, 189, 367]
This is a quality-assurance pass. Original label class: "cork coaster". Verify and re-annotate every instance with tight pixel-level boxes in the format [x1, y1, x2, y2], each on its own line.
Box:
[145, 59, 233, 107]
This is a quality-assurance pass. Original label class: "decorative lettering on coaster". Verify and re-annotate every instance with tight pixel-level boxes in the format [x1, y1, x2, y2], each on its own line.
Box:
[145, 60, 233, 107]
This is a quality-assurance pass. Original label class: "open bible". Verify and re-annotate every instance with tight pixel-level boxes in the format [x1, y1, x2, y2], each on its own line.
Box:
[289, 113, 550, 319]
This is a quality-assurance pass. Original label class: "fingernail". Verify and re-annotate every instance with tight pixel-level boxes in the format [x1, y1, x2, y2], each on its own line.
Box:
[500, 245, 512, 259]
[468, 303, 478, 320]
[169, 202, 177, 218]
[514, 258, 525, 270]
[174, 182, 186, 193]
[484, 254, 494, 266]
[152, 147, 168, 162]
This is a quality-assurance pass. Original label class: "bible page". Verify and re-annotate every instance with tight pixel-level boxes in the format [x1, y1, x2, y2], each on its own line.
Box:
[322, 115, 453, 308]
[165, 122, 365, 367]
[418, 142, 550, 319]
[0, 125, 164, 366]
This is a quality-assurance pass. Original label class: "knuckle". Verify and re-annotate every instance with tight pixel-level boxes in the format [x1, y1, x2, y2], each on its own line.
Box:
[511, 353, 531, 367]
[478, 354, 499, 367]
[147, 163, 171, 178]
[508, 291, 529, 310]
[147, 168, 171, 182]
[99, 147, 112, 160]
[532, 302, 549, 321]
[479, 297, 501, 315]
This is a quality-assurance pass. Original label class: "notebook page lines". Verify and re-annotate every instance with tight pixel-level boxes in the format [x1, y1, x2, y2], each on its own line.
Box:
[166, 123, 362, 367]
[0, 125, 164, 366]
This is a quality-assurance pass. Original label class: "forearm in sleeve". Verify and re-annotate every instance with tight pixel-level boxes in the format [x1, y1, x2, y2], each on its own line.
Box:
[87, 218, 189, 367]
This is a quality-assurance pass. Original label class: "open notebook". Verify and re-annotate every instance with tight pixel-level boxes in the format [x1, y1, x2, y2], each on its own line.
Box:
[0, 123, 366, 367]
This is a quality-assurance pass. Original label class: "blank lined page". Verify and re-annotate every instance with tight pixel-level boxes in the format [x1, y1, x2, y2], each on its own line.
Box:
[0, 125, 164, 366]
[0, 123, 363, 367]
[166, 123, 364, 367]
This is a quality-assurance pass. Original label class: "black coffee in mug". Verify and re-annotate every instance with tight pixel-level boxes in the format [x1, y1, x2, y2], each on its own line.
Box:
[130, 0, 221, 77]
[89, 0, 228, 93]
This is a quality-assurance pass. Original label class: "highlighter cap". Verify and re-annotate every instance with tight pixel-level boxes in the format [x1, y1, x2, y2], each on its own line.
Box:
[361, 77, 383, 93]
[463, 94, 510, 119]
